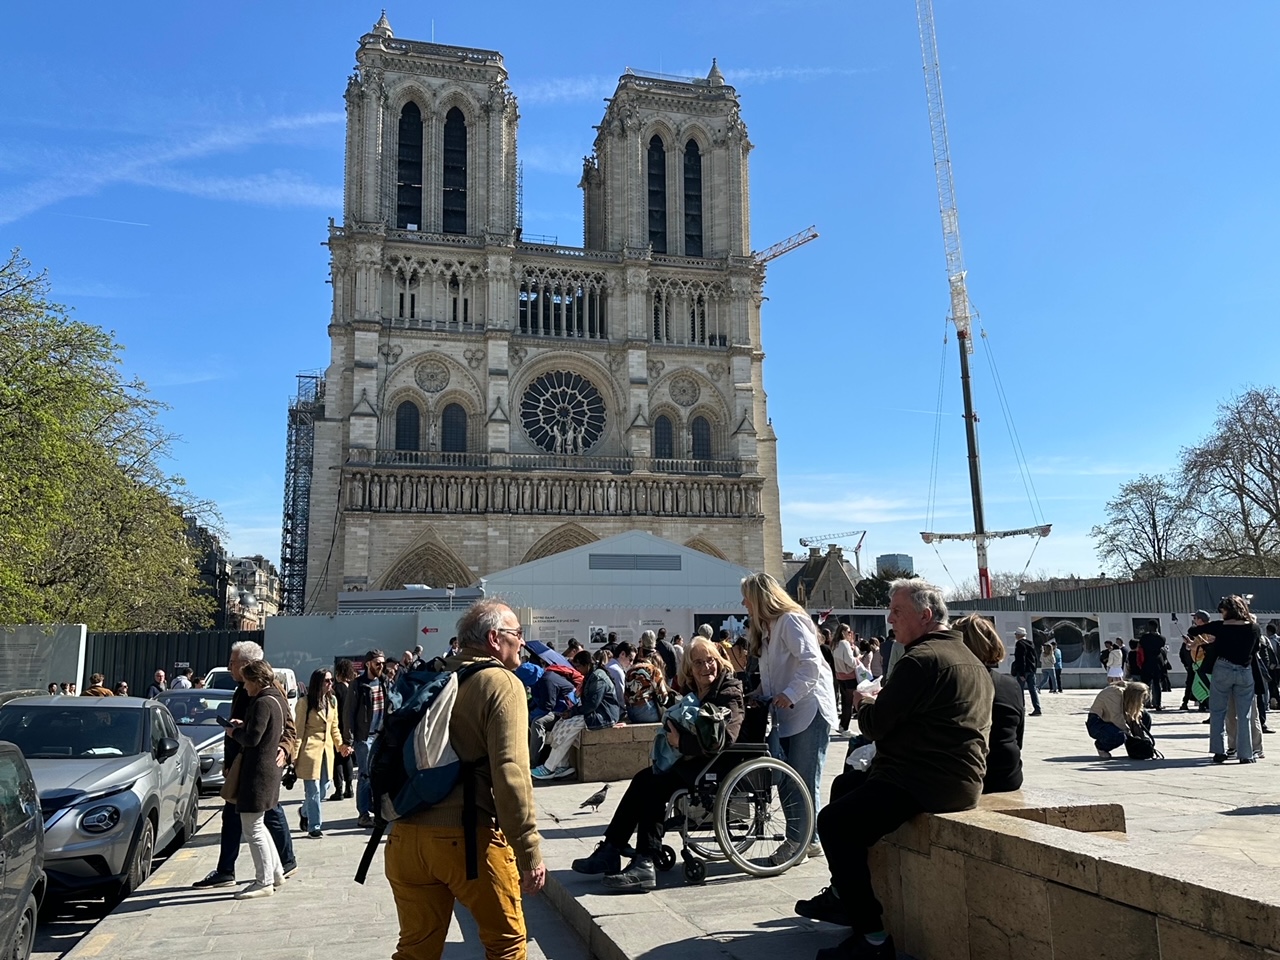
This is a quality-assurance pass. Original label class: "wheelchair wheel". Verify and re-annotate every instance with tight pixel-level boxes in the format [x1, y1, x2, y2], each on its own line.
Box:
[713, 756, 814, 877]
[655, 844, 677, 872]
[683, 857, 707, 885]
[674, 792, 727, 861]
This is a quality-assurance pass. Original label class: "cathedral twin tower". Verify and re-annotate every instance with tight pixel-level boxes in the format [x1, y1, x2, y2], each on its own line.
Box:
[304, 14, 784, 610]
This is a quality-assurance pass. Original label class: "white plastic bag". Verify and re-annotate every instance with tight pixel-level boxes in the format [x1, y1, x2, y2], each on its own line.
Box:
[845, 741, 877, 771]
[856, 676, 882, 696]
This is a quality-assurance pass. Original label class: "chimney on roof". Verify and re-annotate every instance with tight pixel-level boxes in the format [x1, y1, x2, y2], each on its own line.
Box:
[809, 547, 822, 560]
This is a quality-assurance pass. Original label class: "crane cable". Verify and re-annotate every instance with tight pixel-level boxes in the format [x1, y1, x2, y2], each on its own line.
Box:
[975, 316, 1046, 527]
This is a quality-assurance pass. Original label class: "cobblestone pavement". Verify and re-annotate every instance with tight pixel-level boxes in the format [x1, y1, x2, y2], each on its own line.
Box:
[43, 687, 1280, 960]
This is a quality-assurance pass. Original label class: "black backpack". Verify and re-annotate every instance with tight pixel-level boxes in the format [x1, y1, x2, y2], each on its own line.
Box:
[1124, 713, 1162, 760]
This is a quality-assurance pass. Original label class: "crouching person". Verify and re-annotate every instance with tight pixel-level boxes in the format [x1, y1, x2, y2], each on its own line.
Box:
[384, 600, 546, 960]
[1087, 681, 1148, 759]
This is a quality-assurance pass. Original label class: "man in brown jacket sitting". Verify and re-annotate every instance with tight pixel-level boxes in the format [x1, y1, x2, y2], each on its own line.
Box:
[796, 580, 993, 960]
[385, 599, 546, 960]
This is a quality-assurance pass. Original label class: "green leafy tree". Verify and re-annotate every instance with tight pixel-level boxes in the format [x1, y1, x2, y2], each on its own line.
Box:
[854, 568, 916, 608]
[0, 249, 214, 629]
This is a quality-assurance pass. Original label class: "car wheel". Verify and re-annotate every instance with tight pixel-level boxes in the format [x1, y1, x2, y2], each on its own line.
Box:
[112, 817, 155, 906]
[10, 893, 36, 960]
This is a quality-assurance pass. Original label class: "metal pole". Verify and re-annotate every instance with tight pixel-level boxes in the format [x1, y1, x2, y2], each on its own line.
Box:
[956, 326, 990, 598]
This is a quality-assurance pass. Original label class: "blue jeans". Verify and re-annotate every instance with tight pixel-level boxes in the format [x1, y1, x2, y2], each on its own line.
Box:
[627, 702, 661, 724]
[1086, 714, 1126, 752]
[1209, 660, 1256, 760]
[769, 711, 830, 845]
[1038, 668, 1057, 692]
[354, 736, 376, 816]
[1017, 673, 1041, 713]
[216, 801, 295, 876]
[302, 756, 331, 831]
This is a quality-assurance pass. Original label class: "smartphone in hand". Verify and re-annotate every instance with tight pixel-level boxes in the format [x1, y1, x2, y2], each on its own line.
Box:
[216, 715, 234, 728]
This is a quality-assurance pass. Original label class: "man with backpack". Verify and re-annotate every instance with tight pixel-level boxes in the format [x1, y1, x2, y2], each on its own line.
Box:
[382, 599, 545, 960]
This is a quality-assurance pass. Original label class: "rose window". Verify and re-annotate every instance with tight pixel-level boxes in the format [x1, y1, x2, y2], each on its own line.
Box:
[520, 371, 606, 454]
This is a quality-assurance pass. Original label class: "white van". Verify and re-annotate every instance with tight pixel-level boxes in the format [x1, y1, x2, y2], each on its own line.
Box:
[204, 666, 300, 714]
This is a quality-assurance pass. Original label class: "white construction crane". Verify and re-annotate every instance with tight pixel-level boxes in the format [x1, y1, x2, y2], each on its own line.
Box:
[914, 0, 1049, 599]
[753, 225, 819, 265]
[797, 530, 867, 576]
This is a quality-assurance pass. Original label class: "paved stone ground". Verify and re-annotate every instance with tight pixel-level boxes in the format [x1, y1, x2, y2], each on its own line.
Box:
[48, 689, 1280, 960]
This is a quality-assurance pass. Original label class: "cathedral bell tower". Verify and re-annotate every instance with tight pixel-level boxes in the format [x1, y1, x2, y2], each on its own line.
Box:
[302, 18, 783, 612]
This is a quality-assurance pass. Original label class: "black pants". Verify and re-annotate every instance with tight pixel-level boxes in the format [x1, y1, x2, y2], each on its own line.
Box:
[332, 750, 354, 795]
[837, 680, 858, 731]
[1182, 669, 1196, 706]
[604, 765, 693, 857]
[817, 770, 921, 936]
[1142, 675, 1162, 709]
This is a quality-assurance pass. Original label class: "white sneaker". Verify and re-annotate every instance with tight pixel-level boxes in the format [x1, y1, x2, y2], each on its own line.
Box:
[234, 881, 275, 900]
[273, 871, 286, 889]
[806, 842, 825, 859]
[765, 839, 809, 868]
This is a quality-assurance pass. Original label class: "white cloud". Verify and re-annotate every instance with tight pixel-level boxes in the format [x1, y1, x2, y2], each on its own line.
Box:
[0, 111, 343, 225]
[133, 169, 340, 208]
[520, 144, 585, 177]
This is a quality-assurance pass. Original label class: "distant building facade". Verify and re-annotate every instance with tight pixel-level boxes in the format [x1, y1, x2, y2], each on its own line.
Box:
[876, 553, 915, 576]
[302, 15, 784, 612]
[783, 545, 861, 608]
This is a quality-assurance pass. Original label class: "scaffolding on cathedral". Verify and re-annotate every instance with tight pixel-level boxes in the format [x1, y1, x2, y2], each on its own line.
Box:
[280, 372, 324, 616]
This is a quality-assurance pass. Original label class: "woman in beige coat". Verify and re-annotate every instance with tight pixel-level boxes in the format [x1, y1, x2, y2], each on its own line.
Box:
[295, 668, 349, 838]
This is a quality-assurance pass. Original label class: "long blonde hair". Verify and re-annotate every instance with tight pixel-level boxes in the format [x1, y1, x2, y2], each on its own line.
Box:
[1120, 681, 1149, 721]
[741, 573, 807, 657]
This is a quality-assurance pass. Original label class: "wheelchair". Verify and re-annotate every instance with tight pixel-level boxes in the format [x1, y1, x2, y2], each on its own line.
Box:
[654, 742, 815, 885]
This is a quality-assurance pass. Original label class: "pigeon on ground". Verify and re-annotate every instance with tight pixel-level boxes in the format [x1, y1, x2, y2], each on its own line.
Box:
[580, 784, 609, 813]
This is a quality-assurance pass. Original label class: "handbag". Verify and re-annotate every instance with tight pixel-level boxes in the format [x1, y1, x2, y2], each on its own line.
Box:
[219, 754, 242, 802]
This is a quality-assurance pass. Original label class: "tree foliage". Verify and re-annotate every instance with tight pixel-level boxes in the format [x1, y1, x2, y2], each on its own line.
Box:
[0, 249, 213, 629]
[854, 568, 917, 608]
[947, 569, 1043, 602]
[1091, 387, 1280, 579]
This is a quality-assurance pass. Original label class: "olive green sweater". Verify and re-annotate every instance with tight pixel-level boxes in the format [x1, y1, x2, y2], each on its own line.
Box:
[856, 629, 994, 813]
[401, 649, 543, 873]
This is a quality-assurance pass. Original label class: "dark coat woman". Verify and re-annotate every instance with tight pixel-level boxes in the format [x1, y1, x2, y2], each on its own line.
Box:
[571, 638, 744, 891]
[228, 659, 288, 898]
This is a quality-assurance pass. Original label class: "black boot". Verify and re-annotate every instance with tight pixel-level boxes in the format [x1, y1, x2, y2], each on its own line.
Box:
[602, 857, 656, 892]
[572, 841, 622, 875]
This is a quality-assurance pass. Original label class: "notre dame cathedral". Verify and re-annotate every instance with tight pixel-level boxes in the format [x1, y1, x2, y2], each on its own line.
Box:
[302, 13, 784, 611]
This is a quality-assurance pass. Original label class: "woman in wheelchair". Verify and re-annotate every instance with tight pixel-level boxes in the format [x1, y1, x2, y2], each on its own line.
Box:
[571, 637, 744, 891]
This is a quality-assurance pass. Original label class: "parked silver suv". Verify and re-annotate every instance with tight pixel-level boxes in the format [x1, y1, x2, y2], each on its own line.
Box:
[0, 697, 199, 906]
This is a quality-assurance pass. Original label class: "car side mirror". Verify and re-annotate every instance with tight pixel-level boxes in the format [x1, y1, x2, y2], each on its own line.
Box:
[156, 737, 181, 761]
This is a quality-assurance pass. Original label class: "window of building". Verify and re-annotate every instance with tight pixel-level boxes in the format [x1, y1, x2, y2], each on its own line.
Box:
[395, 401, 421, 451]
[443, 107, 467, 235]
[692, 416, 712, 460]
[684, 140, 703, 257]
[441, 403, 467, 453]
[654, 415, 674, 460]
[396, 103, 423, 230]
[647, 135, 667, 254]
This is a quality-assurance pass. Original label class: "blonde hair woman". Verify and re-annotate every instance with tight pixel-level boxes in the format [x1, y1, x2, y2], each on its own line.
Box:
[1086, 681, 1149, 759]
[740, 572, 838, 865]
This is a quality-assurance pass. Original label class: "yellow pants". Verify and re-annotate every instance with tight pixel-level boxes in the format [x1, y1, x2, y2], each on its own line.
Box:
[384, 822, 527, 960]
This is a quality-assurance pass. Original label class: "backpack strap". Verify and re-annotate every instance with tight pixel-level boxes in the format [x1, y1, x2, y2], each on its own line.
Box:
[354, 820, 386, 885]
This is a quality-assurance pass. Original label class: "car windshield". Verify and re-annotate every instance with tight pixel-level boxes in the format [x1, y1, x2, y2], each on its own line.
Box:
[0, 705, 146, 759]
[157, 692, 233, 727]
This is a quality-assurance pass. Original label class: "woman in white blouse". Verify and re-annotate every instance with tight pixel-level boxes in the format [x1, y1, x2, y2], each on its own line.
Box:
[741, 572, 839, 865]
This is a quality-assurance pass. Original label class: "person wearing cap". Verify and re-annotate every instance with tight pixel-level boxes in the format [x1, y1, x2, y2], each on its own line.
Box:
[1010, 627, 1041, 717]
[1178, 613, 1210, 709]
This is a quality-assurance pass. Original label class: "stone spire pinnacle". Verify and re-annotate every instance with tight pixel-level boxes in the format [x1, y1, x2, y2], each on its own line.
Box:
[372, 10, 393, 38]
[707, 58, 724, 86]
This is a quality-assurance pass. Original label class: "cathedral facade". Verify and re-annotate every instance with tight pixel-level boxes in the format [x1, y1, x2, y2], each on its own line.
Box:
[303, 15, 784, 611]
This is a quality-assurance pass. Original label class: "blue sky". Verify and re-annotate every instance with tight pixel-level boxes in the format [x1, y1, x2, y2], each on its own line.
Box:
[3, 2, 1278, 595]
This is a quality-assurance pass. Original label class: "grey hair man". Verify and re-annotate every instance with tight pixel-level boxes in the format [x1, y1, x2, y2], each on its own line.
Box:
[384, 598, 546, 959]
[192, 638, 297, 888]
[795, 579, 993, 960]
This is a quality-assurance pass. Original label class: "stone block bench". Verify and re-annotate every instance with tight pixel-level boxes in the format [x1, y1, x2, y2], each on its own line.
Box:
[867, 787, 1280, 959]
[570, 723, 660, 782]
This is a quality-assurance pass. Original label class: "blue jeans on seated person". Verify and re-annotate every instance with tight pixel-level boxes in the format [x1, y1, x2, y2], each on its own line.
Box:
[1086, 713, 1126, 752]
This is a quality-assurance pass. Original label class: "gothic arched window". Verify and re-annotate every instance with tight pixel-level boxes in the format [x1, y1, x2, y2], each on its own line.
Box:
[394, 401, 421, 451]
[691, 416, 712, 460]
[441, 403, 468, 453]
[654, 415, 674, 460]
[647, 135, 667, 254]
[396, 103, 423, 230]
[684, 140, 703, 257]
[443, 107, 467, 235]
